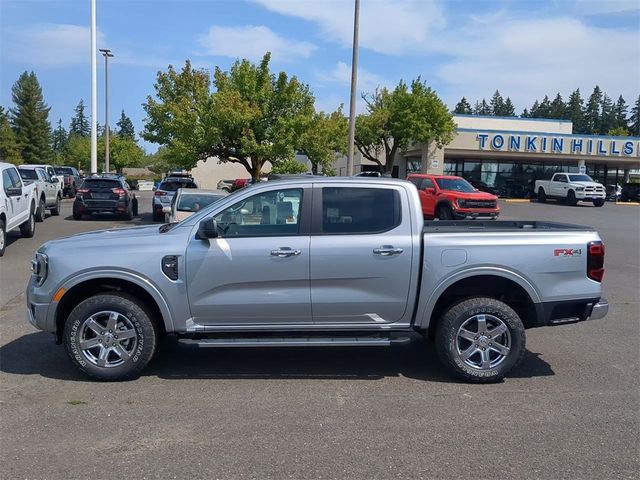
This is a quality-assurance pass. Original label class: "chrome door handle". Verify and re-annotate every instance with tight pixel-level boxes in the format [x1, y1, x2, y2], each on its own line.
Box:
[270, 248, 301, 258]
[373, 246, 403, 256]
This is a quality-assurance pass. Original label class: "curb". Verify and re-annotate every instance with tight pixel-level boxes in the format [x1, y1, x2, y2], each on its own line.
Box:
[503, 199, 533, 203]
[615, 201, 640, 206]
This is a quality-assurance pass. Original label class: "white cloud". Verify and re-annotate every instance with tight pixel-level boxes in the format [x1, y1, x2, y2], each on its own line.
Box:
[316, 61, 388, 93]
[252, 0, 445, 55]
[5, 23, 105, 67]
[572, 0, 640, 15]
[198, 25, 316, 61]
[434, 16, 640, 110]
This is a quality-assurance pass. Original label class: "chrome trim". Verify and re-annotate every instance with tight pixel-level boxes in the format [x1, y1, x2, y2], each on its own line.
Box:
[587, 298, 608, 321]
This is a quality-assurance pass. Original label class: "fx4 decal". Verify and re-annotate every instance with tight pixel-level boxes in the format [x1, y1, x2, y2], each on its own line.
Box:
[554, 248, 582, 257]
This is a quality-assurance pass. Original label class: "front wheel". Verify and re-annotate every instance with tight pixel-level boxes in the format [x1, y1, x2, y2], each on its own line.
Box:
[19, 205, 36, 238]
[0, 218, 5, 257]
[537, 188, 547, 203]
[593, 199, 605, 207]
[436, 205, 454, 220]
[435, 297, 526, 383]
[50, 196, 61, 216]
[63, 293, 158, 380]
[566, 190, 577, 206]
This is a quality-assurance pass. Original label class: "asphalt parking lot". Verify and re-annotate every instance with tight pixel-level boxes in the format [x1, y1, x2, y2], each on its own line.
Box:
[1, 192, 638, 479]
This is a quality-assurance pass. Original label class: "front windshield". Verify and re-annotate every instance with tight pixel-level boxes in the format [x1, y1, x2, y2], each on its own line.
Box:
[568, 174, 594, 182]
[177, 193, 226, 212]
[19, 169, 38, 180]
[435, 178, 476, 193]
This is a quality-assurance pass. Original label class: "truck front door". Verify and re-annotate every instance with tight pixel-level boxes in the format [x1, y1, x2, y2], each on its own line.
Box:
[310, 185, 413, 324]
[550, 174, 568, 197]
[3, 168, 28, 228]
[185, 186, 312, 325]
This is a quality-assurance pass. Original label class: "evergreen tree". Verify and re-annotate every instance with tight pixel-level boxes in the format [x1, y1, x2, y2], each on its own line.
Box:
[503, 97, 516, 116]
[453, 97, 472, 114]
[529, 100, 541, 117]
[613, 95, 629, 132]
[9, 71, 52, 164]
[52, 118, 67, 153]
[537, 95, 552, 118]
[630, 95, 640, 137]
[490, 90, 505, 116]
[549, 93, 567, 119]
[567, 89, 585, 133]
[599, 93, 615, 134]
[116, 109, 136, 139]
[583, 86, 602, 134]
[0, 106, 22, 164]
[69, 100, 90, 137]
[474, 99, 491, 115]
[521, 108, 530, 118]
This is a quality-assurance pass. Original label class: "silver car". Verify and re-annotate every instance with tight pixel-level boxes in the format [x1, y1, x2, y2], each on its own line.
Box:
[163, 188, 228, 223]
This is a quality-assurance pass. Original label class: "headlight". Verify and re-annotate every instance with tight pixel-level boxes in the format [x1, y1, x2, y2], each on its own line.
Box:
[30, 253, 48, 286]
[576, 187, 584, 191]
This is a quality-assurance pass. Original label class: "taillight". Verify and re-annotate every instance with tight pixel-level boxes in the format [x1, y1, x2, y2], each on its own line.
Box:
[77, 188, 89, 194]
[587, 241, 605, 282]
[112, 188, 126, 196]
[154, 191, 166, 197]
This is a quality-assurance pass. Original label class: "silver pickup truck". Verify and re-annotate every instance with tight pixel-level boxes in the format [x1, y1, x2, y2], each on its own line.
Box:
[26, 178, 608, 382]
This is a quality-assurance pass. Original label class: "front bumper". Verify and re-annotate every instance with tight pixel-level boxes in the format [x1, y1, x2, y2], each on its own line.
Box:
[26, 277, 56, 332]
[453, 209, 500, 220]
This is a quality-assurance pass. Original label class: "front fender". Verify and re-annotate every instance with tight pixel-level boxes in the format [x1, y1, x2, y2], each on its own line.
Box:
[415, 266, 542, 329]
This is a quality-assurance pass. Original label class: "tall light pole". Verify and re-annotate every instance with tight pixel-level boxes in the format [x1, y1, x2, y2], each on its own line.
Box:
[99, 48, 114, 173]
[90, 0, 97, 174]
[346, 0, 360, 176]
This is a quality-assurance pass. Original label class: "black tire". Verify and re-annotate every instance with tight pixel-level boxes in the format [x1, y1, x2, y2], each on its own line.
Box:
[537, 188, 547, 203]
[67, 185, 76, 198]
[63, 293, 158, 381]
[152, 210, 162, 222]
[122, 204, 133, 221]
[132, 197, 138, 216]
[566, 190, 577, 206]
[435, 297, 526, 383]
[436, 204, 454, 220]
[72, 206, 83, 220]
[19, 205, 36, 238]
[50, 196, 61, 216]
[593, 199, 605, 207]
[0, 218, 5, 257]
[35, 197, 46, 222]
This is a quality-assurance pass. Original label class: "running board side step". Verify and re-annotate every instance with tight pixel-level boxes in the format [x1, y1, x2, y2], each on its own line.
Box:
[178, 336, 411, 348]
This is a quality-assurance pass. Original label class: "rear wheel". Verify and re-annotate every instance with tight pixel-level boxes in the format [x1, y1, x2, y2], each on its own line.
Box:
[72, 204, 83, 220]
[50, 196, 61, 216]
[0, 218, 6, 257]
[67, 185, 76, 198]
[436, 204, 454, 220]
[435, 297, 526, 383]
[122, 204, 133, 221]
[566, 190, 577, 206]
[537, 188, 547, 203]
[63, 293, 158, 380]
[132, 197, 138, 216]
[35, 197, 46, 222]
[593, 198, 605, 207]
[19, 205, 36, 238]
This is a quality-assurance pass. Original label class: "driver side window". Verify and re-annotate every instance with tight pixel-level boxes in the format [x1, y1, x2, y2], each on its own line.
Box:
[213, 188, 303, 237]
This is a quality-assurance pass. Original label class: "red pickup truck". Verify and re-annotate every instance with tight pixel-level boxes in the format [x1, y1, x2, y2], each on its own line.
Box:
[407, 174, 500, 220]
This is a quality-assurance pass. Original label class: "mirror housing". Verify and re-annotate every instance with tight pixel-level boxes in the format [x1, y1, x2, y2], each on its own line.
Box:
[425, 187, 436, 194]
[50, 176, 59, 183]
[196, 218, 218, 239]
[162, 206, 171, 214]
[6, 186, 22, 197]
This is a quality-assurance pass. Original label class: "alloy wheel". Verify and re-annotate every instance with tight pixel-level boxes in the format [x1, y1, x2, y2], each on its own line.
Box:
[455, 314, 511, 370]
[79, 311, 138, 368]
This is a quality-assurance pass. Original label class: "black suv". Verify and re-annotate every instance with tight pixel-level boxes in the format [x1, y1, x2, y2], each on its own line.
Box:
[73, 175, 138, 220]
[620, 182, 640, 202]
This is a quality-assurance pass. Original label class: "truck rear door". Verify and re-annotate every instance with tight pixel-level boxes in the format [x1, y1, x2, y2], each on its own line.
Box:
[309, 184, 413, 324]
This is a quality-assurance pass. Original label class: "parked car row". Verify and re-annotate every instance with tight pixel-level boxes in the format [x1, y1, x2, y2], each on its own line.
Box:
[1, 162, 38, 256]
[72, 173, 138, 220]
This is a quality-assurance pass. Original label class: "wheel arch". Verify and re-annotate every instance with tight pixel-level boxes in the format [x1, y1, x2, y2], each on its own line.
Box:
[54, 272, 174, 343]
[417, 270, 541, 338]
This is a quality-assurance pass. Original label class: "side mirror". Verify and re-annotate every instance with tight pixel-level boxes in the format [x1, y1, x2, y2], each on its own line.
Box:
[152, 186, 157, 191]
[50, 176, 59, 183]
[425, 188, 436, 194]
[196, 218, 218, 239]
[162, 206, 171, 214]
[6, 186, 22, 197]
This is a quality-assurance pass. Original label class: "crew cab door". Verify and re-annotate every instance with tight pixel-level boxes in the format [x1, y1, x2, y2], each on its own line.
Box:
[550, 174, 568, 196]
[310, 184, 413, 324]
[39, 169, 57, 203]
[185, 186, 312, 325]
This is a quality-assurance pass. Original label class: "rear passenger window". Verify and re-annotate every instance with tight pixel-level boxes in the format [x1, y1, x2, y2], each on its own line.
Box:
[321, 187, 400, 234]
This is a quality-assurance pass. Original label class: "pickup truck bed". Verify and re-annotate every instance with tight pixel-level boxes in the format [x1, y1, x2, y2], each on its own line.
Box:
[423, 220, 594, 232]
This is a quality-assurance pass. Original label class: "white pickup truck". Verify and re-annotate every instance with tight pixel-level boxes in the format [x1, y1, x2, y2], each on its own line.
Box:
[18, 165, 62, 221]
[535, 173, 606, 206]
[1, 162, 37, 257]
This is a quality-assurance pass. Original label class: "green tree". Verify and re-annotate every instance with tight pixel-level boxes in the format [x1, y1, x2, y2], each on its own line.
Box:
[62, 134, 91, 171]
[116, 109, 135, 140]
[503, 97, 516, 116]
[52, 119, 67, 152]
[0, 106, 22, 164]
[599, 94, 615, 134]
[144, 146, 175, 175]
[69, 100, 90, 137]
[355, 78, 455, 174]
[549, 93, 567, 119]
[490, 90, 505, 116]
[630, 95, 640, 136]
[607, 126, 628, 136]
[108, 136, 145, 172]
[613, 95, 629, 133]
[453, 97, 472, 114]
[143, 53, 314, 180]
[583, 86, 602, 134]
[9, 71, 52, 164]
[567, 89, 585, 133]
[536, 95, 552, 118]
[271, 157, 309, 174]
[521, 108, 530, 118]
[298, 108, 347, 175]
[473, 99, 491, 115]
[529, 100, 541, 117]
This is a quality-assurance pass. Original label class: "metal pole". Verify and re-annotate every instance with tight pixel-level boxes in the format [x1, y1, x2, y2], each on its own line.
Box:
[346, 0, 360, 176]
[90, 0, 97, 174]
[104, 52, 109, 173]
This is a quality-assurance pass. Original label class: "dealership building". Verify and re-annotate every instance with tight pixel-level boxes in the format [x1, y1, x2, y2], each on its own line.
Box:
[192, 115, 639, 193]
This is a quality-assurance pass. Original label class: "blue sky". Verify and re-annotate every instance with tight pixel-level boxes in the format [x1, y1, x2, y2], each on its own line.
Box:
[1, 0, 639, 153]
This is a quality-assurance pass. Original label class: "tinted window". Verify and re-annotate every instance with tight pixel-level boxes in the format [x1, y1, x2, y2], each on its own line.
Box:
[555, 175, 568, 183]
[178, 193, 226, 212]
[434, 177, 475, 193]
[2, 170, 12, 190]
[419, 178, 435, 190]
[214, 188, 303, 237]
[321, 187, 400, 234]
[408, 177, 421, 188]
[18, 169, 38, 180]
[81, 179, 121, 189]
[54, 167, 74, 175]
[160, 180, 197, 191]
[568, 174, 594, 182]
[7, 168, 22, 188]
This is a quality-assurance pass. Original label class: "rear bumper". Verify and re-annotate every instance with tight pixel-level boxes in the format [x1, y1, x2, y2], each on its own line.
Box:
[587, 298, 608, 321]
[74, 199, 129, 213]
[534, 297, 608, 327]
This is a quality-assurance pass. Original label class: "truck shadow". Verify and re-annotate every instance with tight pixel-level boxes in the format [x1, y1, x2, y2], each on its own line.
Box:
[0, 332, 555, 383]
